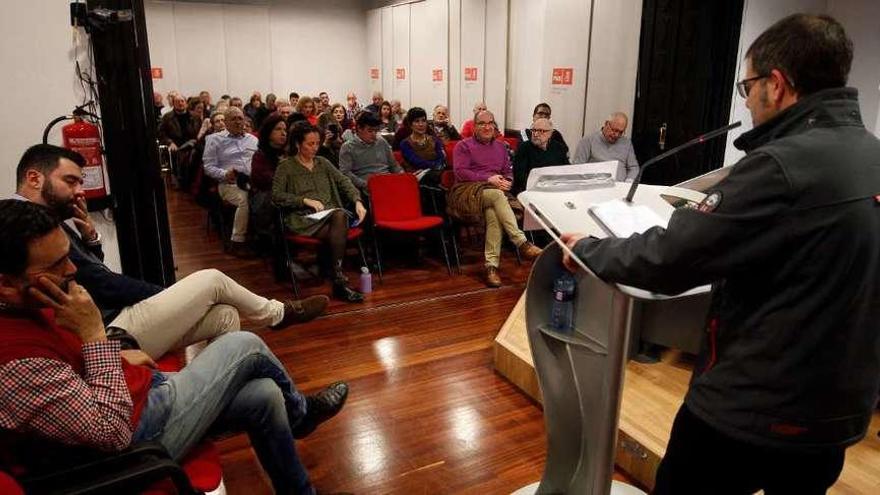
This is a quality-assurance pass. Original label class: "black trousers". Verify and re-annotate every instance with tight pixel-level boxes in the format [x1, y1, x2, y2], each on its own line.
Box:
[653, 405, 846, 495]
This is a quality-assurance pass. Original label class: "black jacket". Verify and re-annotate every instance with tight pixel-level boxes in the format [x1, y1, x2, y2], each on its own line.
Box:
[573, 88, 880, 450]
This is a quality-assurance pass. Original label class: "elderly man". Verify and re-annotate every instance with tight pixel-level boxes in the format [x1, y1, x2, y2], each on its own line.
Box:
[276, 101, 294, 121]
[0, 199, 347, 495]
[562, 14, 880, 493]
[345, 92, 362, 121]
[573, 111, 639, 182]
[520, 103, 568, 153]
[338, 112, 402, 193]
[12, 144, 328, 358]
[163, 90, 180, 115]
[158, 94, 198, 153]
[199, 90, 213, 115]
[452, 110, 542, 287]
[512, 117, 569, 194]
[203, 107, 259, 256]
[365, 91, 384, 114]
[428, 104, 461, 143]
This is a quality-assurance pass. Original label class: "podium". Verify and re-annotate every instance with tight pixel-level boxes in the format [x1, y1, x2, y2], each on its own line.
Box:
[513, 182, 710, 494]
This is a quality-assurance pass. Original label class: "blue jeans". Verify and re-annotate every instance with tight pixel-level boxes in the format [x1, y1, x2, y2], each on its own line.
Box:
[133, 332, 313, 494]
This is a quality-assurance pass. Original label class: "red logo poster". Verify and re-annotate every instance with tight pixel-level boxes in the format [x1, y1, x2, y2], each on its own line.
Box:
[432, 69, 444, 82]
[395, 68, 406, 80]
[464, 67, 478, 82]
[150, 67, 163, 79]
[552, 67, 574, 85]
[370, 68, 380, 79]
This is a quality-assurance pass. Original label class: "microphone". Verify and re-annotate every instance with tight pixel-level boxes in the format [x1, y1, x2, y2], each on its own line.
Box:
[624, 121, 741, 202]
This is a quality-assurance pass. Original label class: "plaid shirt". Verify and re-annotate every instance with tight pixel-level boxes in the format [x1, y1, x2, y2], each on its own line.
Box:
[0, 340, 133, 451]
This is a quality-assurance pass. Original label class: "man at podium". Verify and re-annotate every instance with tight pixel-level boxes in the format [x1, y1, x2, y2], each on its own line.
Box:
[561, 14, 880, 494]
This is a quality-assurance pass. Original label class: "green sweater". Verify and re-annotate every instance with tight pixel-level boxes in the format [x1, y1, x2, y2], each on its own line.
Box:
[272, 155, 361, 235]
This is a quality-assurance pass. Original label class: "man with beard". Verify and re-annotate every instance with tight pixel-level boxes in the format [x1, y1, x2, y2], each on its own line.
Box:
[12, 144, 329, 362]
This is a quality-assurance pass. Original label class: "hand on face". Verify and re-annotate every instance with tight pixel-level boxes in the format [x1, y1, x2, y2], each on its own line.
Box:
[29, 277, 105, 343]
[71, 195, 98, 242]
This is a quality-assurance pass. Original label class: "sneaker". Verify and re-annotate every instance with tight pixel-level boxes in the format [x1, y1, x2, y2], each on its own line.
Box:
[292, 381, 349, 439]
[486, 266, 502, 288]
[269, 295, 329, 330]
[518, 241, 542, 260]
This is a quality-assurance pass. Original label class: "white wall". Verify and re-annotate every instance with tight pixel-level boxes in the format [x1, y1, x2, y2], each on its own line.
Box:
[0, 0, 121, 271]
[506, 0, 547, 133]
[827, 0, 880, 137]
[145, 0, 369, 104]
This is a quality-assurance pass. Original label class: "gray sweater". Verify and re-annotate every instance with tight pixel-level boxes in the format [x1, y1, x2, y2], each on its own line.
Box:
[338, 135, 402, 189]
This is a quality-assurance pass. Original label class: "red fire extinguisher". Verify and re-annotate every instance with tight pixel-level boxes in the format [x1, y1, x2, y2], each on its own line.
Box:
[61, 114, 108, 200]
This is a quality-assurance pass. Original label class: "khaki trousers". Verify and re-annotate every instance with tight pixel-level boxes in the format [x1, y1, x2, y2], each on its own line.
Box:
[110, 268, 284, 358]
[481, 189, 527, 268]
[218, 183, 249, 242]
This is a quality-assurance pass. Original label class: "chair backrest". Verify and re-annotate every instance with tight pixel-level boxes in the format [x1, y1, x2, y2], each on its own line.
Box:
[440, 170, 456, 190]
[368, 173, 423, 222]
[392, 150, 404, 166]
[444, 140, 459, 168]
[503, 136, 520, 152]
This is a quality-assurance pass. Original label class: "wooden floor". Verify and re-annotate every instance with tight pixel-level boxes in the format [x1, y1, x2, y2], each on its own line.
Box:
[166, 187, 606, 494]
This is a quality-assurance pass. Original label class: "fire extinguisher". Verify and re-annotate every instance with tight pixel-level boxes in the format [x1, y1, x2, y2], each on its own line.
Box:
[43, 104, 108, 200]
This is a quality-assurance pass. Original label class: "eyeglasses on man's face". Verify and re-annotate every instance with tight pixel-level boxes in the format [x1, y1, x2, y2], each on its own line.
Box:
[736, 74, 769, 98]
[530, 128, 551, 135]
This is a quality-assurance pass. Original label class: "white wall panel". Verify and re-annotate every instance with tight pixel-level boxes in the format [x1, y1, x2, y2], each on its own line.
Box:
[366, 9, 384, 94]
[448, 0, 463, 125]
[410, 0, 449, 111]
[144, 1, 179, 96]
[381, 7, 394, 100]
[457, 0, 487, 127]
[222, 4, 271, 100]
[484, 0, 508, 131]
[506, 0, 547, 132]
[171, 3, 227, 97]
[391, 4, 411, 107]
[582, 0, 642, 141]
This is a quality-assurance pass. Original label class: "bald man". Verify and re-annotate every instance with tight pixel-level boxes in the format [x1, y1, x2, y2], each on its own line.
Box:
[573, 112, 640, 182]
[202, 107, 259, 256]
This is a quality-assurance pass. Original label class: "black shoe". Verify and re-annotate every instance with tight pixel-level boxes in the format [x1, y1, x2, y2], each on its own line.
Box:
[332, 282, 364, 303]
[293, 381, 349, 439]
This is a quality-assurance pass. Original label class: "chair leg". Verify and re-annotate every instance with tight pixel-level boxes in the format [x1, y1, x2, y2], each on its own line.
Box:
[372, 230, 383, 281]
[438, 228, 453, 276]
[282, 238, 300, 298]
[356, 238, 368, 273]
[450, 224, 462, 273]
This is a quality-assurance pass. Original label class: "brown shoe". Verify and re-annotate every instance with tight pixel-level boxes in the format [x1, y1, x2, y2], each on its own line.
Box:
[486, 266, 502, 288]
[518, 241, 543, 260]
[270, 295, 330, 330]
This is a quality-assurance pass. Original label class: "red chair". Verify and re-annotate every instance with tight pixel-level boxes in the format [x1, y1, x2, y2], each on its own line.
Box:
[444, 140, 460, 168]
[279, 213, 368, 297]
[392, 150, 404, 166]
[503, 136, 520, 152]
[367, 174, 453, 279]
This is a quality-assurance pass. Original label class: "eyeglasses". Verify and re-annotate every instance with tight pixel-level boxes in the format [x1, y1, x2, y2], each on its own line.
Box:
[604, 123, 625, 136]
[475, 121, 495, 127]
[534, 111, 550, 117]
[736, 75, 768, 98]
[530, 128, 551, 134]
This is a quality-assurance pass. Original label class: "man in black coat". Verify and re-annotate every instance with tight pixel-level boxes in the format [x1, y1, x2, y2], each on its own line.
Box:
[562, 14, 880, 494]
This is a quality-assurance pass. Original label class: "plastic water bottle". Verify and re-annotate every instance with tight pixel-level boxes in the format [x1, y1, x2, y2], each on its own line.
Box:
[551, 273, 577, 333]
[360, 266, 373, 294]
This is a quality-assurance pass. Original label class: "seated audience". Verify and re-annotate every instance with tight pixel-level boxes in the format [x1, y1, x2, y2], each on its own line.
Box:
[250, 114, 289, 254]
[317, 91, 331, 115]
[519, 103, 568, 154]
[158, 94, 198, 153]
[513, 117, 569, 194]
[318, 121, 345, 167]
[243, 91, 263, 123]
[365, 91, 383, 114]
[296, 96, 319, 126]
[230, 96, 243, 109]
[345, 92, 362, 121]
[0, 199, 347, 495]
[189, 97, 211, 143]
[289, 91, 300, 108]
[452, 110, 542, 288]
[203, 107, 259, 257]
[254, 93, 276, 129]
[276, 101, 294, 121]
[12, 144, 328, 360]
[399, 107, 445, 185]
[390, 99, 405, 122]
[573, 111, 640, 182]
[213, 99, 230, 116]
[273, 123, 367, 303]
[163, 90, 180, 116]
[378, 100, 398, 133]
[317, 103, 351, 133]
[429, 104, 461, 143]
[152, 91, 164, 126]
[459, 101, 487, 139]
[338, 112, 403, 193]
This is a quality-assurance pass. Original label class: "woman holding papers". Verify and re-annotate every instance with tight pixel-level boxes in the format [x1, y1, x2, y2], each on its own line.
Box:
[273, 121, 368, 303]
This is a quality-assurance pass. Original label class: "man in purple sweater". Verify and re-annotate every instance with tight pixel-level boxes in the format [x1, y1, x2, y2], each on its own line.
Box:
[453, 110, 542, 287]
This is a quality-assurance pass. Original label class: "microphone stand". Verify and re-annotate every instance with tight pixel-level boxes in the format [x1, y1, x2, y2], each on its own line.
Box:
[624, 121, 742, 203]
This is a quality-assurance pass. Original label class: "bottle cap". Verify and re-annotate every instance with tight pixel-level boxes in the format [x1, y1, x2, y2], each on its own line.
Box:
[361, 266, 370, 274]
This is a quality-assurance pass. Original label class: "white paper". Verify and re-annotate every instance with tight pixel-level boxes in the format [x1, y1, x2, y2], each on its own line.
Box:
[588, 199, 667, 238]
[305, 208, 341, 221]
[522, 161, 621, 231]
